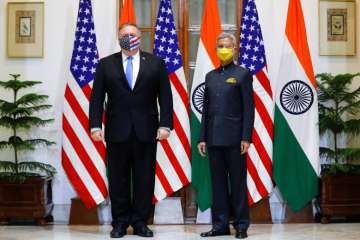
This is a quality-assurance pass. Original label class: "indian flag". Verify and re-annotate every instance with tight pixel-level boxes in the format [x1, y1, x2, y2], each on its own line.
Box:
[119, 0, 136, 25]
[190, 0, 221, 211]
[273, 0, 320, 211]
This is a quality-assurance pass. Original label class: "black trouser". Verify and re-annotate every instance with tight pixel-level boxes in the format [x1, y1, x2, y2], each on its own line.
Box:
[208, 146, 250, 230]
[106, 130, 157, 227]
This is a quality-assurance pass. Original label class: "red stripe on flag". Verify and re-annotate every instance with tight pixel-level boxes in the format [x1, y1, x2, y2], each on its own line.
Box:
[173, 112, 191, 160]
[152, 195, 158, 204]
[247, 190, 254, 206]
[160, 140, 190, 186]
[130, 36, 141, 44]
[82, 84, 92, 101]
[255, 70, 273, 98]
[169, 73, 190, 116]
[246, 154, 268, 198]
[253, 92, 274, 140]
[63, 116, 108, 198]
[252, 129, 273, 178]
[62, 148, 96, 208]
[155, 162, 174, 196]
[65, 87, 106, 162]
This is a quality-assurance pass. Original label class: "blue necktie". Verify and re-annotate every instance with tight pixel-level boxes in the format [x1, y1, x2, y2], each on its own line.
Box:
[125, 56, 133, 89]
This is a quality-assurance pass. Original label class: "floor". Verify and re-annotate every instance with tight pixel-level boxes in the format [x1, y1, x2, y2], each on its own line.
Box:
[0, 224, 359, 240]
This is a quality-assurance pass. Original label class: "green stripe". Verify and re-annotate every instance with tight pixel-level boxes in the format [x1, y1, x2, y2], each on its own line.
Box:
[190, 110, 212, 211]
[273, 105, 319, 211]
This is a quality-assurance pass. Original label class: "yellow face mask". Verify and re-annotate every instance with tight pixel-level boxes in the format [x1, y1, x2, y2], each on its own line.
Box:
[216, 48, 234, 62]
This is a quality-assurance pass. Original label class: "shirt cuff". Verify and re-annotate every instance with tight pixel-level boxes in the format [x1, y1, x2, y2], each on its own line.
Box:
[159, 127, 171, 134]
[91, 127, 102, 134]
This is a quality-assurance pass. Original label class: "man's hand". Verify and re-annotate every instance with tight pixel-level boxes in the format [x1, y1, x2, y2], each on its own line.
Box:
[157, 128, 170, 141]
[241, 140, 250, 154]
[197, 142, 207, 157]
[91, 130, 104, 142]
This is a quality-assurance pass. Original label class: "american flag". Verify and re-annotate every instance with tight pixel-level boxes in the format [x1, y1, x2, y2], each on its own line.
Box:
[119, 34, 141, 51]
[62, 0, 108, 208]
[238, 0, 274, 205]
[153, 0, 191, 202]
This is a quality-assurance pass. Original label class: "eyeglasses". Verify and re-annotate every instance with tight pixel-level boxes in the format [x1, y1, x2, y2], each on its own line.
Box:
[216, 45, 233, 49]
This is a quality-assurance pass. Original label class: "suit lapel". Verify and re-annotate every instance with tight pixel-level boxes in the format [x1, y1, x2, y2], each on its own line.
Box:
[115, 51, 132, 91]
[133, 51, 146, 92]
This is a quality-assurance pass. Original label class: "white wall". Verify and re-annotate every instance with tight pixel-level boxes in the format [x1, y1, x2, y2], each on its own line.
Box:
[0, 0, 359, 208]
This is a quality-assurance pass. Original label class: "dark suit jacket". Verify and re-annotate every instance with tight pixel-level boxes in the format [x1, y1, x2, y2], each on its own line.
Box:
[199, 62, 255, 147]
[89, 51, 173, 142]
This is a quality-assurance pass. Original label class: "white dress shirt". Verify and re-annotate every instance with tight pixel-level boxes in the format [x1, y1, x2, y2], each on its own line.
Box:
[122, 51, 140, 90]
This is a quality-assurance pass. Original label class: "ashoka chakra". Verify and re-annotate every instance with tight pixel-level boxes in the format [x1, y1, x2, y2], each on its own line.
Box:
[280, 80, 314, 115]
[192, 83, 205, 114]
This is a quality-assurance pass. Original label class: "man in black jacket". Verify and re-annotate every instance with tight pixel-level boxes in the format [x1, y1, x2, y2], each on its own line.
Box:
[89, 23, 173, 238]
[197, 33, 255, 239]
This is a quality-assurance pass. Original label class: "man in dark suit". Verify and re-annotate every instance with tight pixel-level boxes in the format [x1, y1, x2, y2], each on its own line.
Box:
[89, 23, 173, 238]
[197, 33, 255, 239]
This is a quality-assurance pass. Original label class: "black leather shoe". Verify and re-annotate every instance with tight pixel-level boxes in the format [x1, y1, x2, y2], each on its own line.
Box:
[110, 225, 127, 238]
[200, 228, 230, 237]
[133, 223, 154, 237]
[235, 229, 248, 239]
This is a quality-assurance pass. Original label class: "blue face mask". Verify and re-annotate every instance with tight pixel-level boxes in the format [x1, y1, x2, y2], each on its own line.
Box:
[119, 34, 141, 51]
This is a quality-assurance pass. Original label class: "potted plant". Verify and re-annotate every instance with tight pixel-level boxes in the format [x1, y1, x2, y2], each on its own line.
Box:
[0, 74, 56, 224]
[316, 72, 360, 223]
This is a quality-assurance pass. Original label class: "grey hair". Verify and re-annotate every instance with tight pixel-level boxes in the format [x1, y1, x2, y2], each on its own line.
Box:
[119, 23, 142, 37]
[216, 32, 236, 47]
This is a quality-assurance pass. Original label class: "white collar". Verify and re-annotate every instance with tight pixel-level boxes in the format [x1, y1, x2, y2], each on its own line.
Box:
[122, 51, 140, 63]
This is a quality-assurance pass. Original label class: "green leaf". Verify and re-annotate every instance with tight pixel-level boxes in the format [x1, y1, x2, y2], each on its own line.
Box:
[338, 148, 360, 161]
[18, 161, 56, 177]
[317, 72, 360, 138]
[15, 93, 49, 106]
[318, 104, 335, 113]
[0, 161, 16, 172]
[318, 113, 345, 135]
[339, 99, 360, 116]
[17, 139, 55, 151]
[0, 74, 42, 91]
[344, 119, 360, 136]
[0, 141, 13, 150]
[321, 146, 360, 163]
[0, 116, 54, 129]
[320, 147, 335, 160]
[341, 85, 360, 104]
[316, 73, 360, 105]
[0, 99, 10, 105]
[0, 137, 55, 151]
[0, 104, 52, 117]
